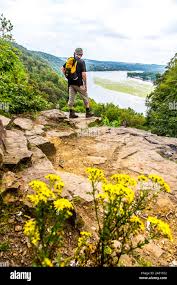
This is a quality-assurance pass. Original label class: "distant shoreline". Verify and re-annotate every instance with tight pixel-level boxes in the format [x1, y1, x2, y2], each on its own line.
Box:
[93, 77, 154, 98]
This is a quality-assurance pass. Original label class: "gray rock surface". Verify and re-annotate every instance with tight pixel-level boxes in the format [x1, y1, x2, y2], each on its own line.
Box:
[13, 118, 34, 131]
[65, 112, 101, 129]
[1, 171, 20, 194]
[27, 135, 56, 156]
[56, 170, 101, 202]
[0, 115, 11, 127]
[38, 109, 67, 125]
[25, 125, 45, 136]
[3, 130, 32, 166]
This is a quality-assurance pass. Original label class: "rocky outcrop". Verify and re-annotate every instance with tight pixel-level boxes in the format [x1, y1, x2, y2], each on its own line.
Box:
[1, 171, 20, 194]
[3, 130, 32, 167]
[27, 135, 56, 157]
[1, 111, 177, 204]
[38, 109, 68, 126]
[46, 130, 76, 138]
[1, 110, 177, 267]
[0, 115, 11, 128]
[64, 112, 102, 129]
[20, 146, 55, 186]
[25, 125, 45, 136]
[13, 118, 34, 131]
[82, 126, 177, 196]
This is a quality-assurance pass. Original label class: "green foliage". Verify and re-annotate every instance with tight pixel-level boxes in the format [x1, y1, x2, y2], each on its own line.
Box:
[73, 99, 86, 113]
[91, 101, 146, 128]
[0, 39, 51, 114]
[146, 53, 177, 137]
[102, 116, 121, 127]
[0, 14, 13, 41]
[18, 47, 68, 106]
[127, 72, 159, 82]
[33, 50, 165, 73]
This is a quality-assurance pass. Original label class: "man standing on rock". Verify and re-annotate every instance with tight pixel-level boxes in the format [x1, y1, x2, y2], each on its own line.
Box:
[61, 48, 94, 119]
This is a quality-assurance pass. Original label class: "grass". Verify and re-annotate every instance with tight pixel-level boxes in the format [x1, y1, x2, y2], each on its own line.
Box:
[0, 241, 10, 252]
[94, 77, 154, 98]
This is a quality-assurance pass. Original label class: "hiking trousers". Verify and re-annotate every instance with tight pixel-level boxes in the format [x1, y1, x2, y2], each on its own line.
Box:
[68, 85, 89, 108]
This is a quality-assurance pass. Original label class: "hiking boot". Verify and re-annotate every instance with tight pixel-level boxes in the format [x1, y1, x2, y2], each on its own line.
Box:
[69, 109, 78, 118]
[86, 110, 94, 118]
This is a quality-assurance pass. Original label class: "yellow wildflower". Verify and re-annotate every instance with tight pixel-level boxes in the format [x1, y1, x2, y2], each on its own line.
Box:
[45, 174, 63, 183]
[42, 258, 53, 267]
[80, 231, 92, 237]
[86, 167, 105, 183]
[23, 219, 40, 246]
[147, 217, 173, 241]
[54, 181, 64, 195]
[78, 232, 92, 248]
[102, 183, 134, 204]
[163, 183, 171, 193]
[96, 192, 108, 201]
[29, 180, 48, 192]
[111, 174, 137, 187]
[148, 174, 171, 193]
[130, 215, 145, 231]
[27, 194, 40, 206]
[53, 198, 73, 214]
[119, 207, 124, 215]
[28, 180, 56, 206]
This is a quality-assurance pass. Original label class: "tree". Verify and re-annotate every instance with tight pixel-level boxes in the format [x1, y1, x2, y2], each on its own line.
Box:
[0, 39, 50, 114]
[0, 14, 13, 41]
[146, 53, 177, 137]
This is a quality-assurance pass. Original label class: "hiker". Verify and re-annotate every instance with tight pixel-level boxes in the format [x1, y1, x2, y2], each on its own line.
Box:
[61, 48, 94, 118]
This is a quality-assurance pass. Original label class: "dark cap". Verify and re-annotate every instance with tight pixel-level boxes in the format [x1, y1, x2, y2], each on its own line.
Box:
[75, 48, 83, 55]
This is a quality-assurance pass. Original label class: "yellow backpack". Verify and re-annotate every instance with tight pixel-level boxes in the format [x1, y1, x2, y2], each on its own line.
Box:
[65, 57, 78, 80]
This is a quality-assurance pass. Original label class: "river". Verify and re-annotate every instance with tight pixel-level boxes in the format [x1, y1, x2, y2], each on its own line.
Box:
[87, 71, 153, 115]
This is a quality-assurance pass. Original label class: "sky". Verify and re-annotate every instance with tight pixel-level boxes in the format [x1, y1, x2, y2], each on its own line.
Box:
[0, 0, 177, 64]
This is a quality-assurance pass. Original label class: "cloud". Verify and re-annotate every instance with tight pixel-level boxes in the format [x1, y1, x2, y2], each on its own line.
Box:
[0, 0, 177, 64]
[163, 19, 177, 35]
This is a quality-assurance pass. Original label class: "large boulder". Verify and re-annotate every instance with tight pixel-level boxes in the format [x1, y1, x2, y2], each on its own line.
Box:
[0, 171, 20, 194]
[46, 130, 76, 138]
[0, 115, 11, 128]
[3, 130, 32, 166]
[27, 135, 56, 156]
[21, 146, 55, 183]
[65, 112, 101, 130]
[25, 125, 45, 136]
[38, 109, 68, 125]
[13, 118, 34, 131]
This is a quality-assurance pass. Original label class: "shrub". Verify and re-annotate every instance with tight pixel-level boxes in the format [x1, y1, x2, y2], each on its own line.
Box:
[23, 174, 74, 267]
[72, 169, 172, 267]
[91, 101, 146, 128]
[146, 53, 177, 137]
[24, 170, 172, 267]
[0, 39, 50, 114]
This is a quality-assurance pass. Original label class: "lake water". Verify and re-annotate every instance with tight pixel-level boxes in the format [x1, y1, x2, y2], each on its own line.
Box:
[87, 71, 153, 115]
